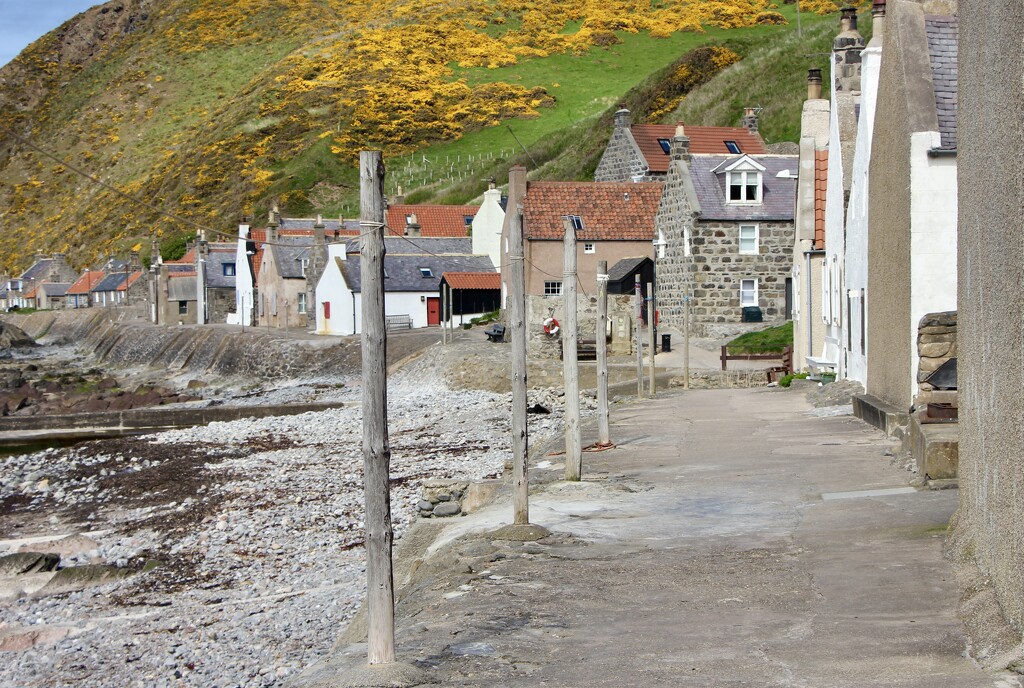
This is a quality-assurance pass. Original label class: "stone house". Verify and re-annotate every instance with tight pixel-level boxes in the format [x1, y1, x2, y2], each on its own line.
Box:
[34, 282, 71, 309]
[594, 107, 766, 183]
[653, 128, 797, 337]
[194, 238, 240, 324]
[791, 68, 830, 373]
[470, 182, 506, 274]
[315, 236, 495, 335]
[863, 1, 958, 413]
[952, 0, 1024, 665]
[5, 253, 78, 309]
[154, 264, 198, 325]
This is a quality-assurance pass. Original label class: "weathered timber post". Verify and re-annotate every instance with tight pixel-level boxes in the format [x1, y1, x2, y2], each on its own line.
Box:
[509, 205, 529, 523]
[647, 281, 655, 398]
[596, 261, 611, 445]
[563, 216, 582, 481]
[440, 287, 448, 344]
[447, 284, 455, 342]
[359, 150, 396, 665]
[634, 276, 643, 400]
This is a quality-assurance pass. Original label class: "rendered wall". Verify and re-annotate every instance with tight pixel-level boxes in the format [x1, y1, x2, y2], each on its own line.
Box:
[953, 0, 1024, 639]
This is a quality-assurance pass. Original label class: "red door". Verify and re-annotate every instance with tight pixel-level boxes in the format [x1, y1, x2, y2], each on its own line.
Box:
[426, 297, 440, 326]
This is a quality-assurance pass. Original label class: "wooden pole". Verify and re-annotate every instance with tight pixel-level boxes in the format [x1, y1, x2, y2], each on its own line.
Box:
[359, 150, 395, 666]
[647, 281, 655, 398]
[596, 261, 610, 446]
[684, 295, 691, 390]
[562, 217, 582, 482]
[448, 285, 455, 341]
[634, 276, 643, 400]
[440, 287, 447, 344]
[509, 206, 529, 524]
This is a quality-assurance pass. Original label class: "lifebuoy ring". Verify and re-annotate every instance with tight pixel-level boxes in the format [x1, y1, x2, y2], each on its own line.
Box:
[543, 317, 560, 336]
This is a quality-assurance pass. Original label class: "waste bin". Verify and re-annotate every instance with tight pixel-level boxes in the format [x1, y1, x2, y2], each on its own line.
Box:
[661, 333, 671, 353]
[741, 306, 763, 323]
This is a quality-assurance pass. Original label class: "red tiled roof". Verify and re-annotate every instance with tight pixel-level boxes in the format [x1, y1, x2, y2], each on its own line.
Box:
[24, 286, 38, 299]
[522, 182, 663, 241]
[443, 272, 501, 290]
[67, 270, 106, 295]
[632, 124, 767, 173]
[167, 270, 197, 278]
[814, 150, 828, 250]
[385, 205, 479, 238]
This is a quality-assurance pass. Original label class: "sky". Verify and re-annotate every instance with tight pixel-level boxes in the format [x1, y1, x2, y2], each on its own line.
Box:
[0, 0, 100, 68]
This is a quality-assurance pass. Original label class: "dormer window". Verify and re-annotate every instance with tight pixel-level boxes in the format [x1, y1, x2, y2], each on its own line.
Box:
[716, 155, 766, 205]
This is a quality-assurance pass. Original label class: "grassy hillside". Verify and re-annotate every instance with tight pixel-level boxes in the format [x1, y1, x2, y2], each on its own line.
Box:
[0, 0, 860, 274]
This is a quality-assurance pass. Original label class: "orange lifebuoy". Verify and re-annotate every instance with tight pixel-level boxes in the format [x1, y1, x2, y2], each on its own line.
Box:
[543, 317, 560, 336]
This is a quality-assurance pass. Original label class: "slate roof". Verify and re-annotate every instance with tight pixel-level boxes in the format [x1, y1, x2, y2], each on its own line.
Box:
[41, 283, 71, 297]
[522, 182, 664, 241]
[93, 273, 129, 292]
[67, 270, 105, 295]
[607, 257, 651, 282]
[385, 205, 479, 237]
[270, 237, 314, 280]
[203, 248, 240, 289]
[167, 274, 197, 301]
[441, 272, 502, 290]
[279, 217, 353, 232]
[689, 155, 797, 221]
[119, 272, 143, 291]
[814, 150, 828, 250]
[632, 124, 767, 174]
[19, 259, 54, 282]
[344, 236, 474, 256]
[926, 15, 958, 151]
[339, 254, 495, 293]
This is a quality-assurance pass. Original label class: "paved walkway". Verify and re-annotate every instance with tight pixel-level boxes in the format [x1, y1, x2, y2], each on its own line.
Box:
[322, 387, 1011, 687]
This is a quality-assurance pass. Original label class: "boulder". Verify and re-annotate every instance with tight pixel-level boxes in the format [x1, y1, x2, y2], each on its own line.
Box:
[0, 552, 61, 576]
[0, 323, 35, 349]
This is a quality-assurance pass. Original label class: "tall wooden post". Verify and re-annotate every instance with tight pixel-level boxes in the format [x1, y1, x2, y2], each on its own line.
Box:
[634, 276, 643, 400]
[447, 285, 455, 341]
[359, 151, 396, 665]
[562, 217, 582, 481]
[509, 206, 529, 524]
[440, 287, 447, 344]
[596, 261, 611, 445]
[684, 295, 691, 390]
[647, 282, 655, 398]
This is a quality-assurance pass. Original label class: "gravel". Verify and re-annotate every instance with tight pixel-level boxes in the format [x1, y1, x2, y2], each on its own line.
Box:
[0, 353, 585, 688]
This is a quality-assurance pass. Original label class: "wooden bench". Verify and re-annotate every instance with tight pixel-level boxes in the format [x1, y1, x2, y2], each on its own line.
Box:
[385, 314, 412, 331]
[560, 339, 598, 361]
[721, 345, 793, 376]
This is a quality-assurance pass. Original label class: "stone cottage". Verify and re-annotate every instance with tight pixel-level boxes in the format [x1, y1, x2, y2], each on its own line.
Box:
[654, 128, 797, 336]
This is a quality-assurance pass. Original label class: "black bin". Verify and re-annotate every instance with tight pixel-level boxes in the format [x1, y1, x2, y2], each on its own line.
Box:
[661, 333, 671, 353]
[741, 306, 763, 323]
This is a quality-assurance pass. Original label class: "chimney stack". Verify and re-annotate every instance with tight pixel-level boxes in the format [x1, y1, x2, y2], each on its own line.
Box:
[405, 213, 422, 238]
[267, 206, 279, 243]
[670, 123, 691, 162]
[741, 107, 759, 133]
[807, 68, 823, 100]
[613, 107, 632, 129]
[394, 185, 405, 206]
[871, 0, 886, 45]
[833, 7, 865, 93]
[314, 213, 326, 245]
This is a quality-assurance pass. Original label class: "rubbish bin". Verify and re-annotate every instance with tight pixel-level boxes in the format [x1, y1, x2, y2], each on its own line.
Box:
[661, 333, 671, 353]
[741, 306, 763, 323]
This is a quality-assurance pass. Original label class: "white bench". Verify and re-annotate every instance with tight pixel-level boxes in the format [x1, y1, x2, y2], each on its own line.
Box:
[805, 355, 837, 374]
[385, 314, 413, 331]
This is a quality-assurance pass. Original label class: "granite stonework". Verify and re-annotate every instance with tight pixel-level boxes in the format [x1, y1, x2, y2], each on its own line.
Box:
[594, 109, 662, 183]
[915, 310, 957, 403]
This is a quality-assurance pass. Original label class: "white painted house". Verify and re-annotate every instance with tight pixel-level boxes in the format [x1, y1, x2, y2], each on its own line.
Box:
[315, 237, 495, 336]
[471, 181, 506, 272]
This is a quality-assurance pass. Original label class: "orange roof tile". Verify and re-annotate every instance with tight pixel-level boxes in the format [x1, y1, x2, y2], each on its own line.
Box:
[385, 205, 479, 237]
[523, 182, 663, 241]
[814, 150, 828, 250]
[67, 270, 106, 295]
[443, 272, 501, 290]
[167, 270, 197, 278]
[117, 271, 144, 291]
[632, 124, 767, 174]
[24, 286, 38, 299]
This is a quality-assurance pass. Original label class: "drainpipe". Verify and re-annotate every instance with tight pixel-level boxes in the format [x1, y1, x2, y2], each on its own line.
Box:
[352, 292, 357, 335]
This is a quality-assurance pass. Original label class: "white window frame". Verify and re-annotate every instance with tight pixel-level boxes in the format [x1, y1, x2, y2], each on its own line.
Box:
[584, 242, 596, 254]
[740, 279, 758, 307]
[728, 170, 762, 203]
[739, 224, 759, 254]
[544, 280, 563, 296]
[297, 292, 307, 314]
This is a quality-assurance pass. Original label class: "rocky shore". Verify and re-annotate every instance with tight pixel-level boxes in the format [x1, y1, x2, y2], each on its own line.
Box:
[0, 342, 577, 687]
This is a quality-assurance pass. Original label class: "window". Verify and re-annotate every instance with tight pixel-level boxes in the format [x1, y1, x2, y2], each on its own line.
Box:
[739, 224, 759, 254]
[728, 170, 762, 203]
[464, 215, 474, 227]
[178, 300, 188, 315]
[740, 279, 758, 307]
[301, 258, 309, 277]
[544, 281, 563, 296]
[657, 138, 672, 154]
[724, 140, 742, 154]
[584, 242, 596, 254]
[419, 267, 433, 278]
[566, 215, 584, 230]
[297, 292, 307, 314]
[223, 262, 236, 277]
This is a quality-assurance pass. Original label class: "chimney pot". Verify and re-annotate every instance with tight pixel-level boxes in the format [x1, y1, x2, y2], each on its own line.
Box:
[807, 68, 823, 100]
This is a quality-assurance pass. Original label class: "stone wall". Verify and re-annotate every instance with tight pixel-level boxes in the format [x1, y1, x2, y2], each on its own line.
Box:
[915, 310, 956, 406]
[594, 112, 662, 183]
[526, 293, 636, 359]
[207, 287, 236, 324]
[659, 220, 793, 329]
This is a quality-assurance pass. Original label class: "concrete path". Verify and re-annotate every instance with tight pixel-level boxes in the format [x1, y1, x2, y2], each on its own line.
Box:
[329, 388, 1012, 687]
